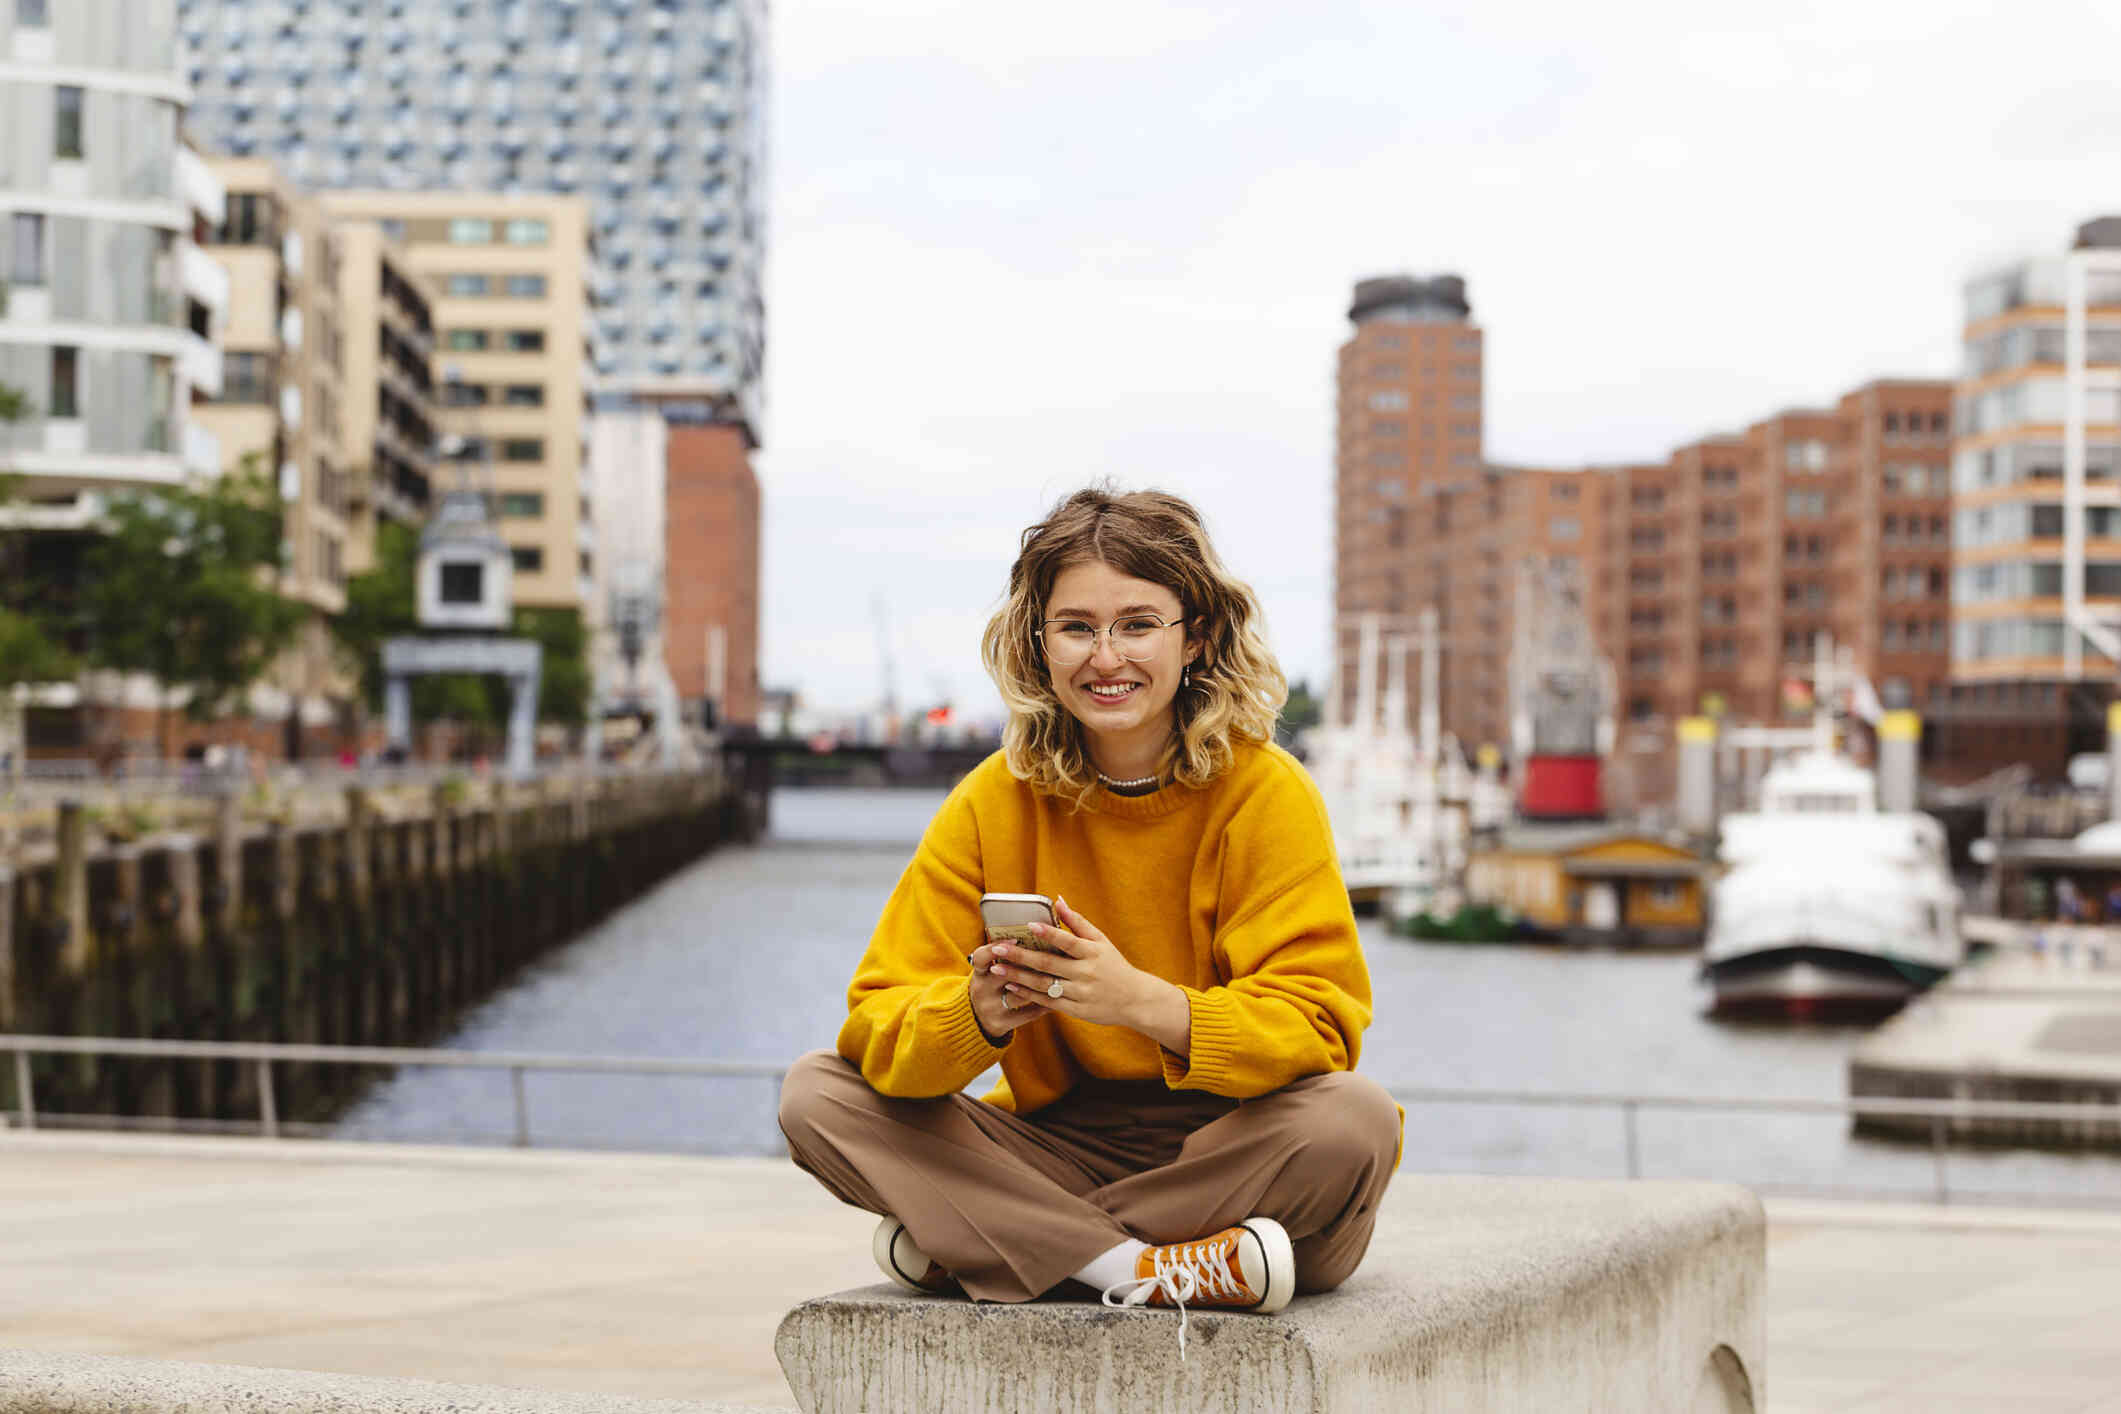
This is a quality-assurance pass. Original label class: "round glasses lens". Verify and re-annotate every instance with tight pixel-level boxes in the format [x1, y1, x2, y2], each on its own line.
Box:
[1041, 618, 1170, 664]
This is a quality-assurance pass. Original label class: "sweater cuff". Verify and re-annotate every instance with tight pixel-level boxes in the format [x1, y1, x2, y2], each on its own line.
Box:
[944, 975, 1012, 1061]
[1160, 986, 1241, 1092]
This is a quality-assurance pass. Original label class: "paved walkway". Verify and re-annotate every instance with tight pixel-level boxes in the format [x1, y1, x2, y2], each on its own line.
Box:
[3, 1131, 2119, 1412]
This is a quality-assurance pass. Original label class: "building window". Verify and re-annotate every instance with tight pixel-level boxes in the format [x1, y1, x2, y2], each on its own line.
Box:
[17, 0, 51, 26]
[49, 345, 78, 418]
[222, 351, 274, 403]
[54, 86, 84, 159]
[7, 212, 45, 286]
[500, 438, 544, 461]
[442, 382, 488, 407]
[510, 545, 544, 572]
[446, 274, 490, 296]
[1367, 391, 1408, 412]
[504, 329, 545, 352]
[502, 274, 547, 298]
[504, 218, 550, 245]
[214, 193, 278, 247]
[448, 218, 494, 244]
[1548, 516, 1580, 540]
[445, 329, 489, 350]
[502, 384, 544, 407]
[439, 561, 484, 604]
[499, 492, 544, 517]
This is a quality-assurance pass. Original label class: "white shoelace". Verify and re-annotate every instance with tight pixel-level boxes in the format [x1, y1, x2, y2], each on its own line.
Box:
[1099, 1237, 1245, 1360]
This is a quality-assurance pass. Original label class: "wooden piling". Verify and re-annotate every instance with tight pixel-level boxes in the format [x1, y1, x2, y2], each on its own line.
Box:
[56, 802, 88, 974]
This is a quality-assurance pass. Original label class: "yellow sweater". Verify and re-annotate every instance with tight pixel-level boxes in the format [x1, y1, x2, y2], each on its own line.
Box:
[836, 739, 1374, 1114]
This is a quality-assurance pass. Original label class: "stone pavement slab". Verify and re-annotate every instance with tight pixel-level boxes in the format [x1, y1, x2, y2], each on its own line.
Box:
[3, 1132, 2120, 1411]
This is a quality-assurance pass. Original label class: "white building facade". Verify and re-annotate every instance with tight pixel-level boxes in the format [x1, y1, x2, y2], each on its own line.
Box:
[588, 408, 681, 741]
[1951, 218, 2121, 680]
[0, 0, 227, 526]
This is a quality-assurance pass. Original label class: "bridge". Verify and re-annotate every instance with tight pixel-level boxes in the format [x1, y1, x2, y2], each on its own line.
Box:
[719, 735, 995, 791]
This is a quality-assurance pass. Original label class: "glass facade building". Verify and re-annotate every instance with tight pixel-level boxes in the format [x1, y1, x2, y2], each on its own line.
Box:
[173, 0, 766, 434]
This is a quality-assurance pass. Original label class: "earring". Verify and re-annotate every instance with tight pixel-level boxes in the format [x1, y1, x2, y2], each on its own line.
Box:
[1182, 665, 1191, 689]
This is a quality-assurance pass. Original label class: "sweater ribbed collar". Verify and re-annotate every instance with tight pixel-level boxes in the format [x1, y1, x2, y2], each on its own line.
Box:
[1088, 778, 1200, 820]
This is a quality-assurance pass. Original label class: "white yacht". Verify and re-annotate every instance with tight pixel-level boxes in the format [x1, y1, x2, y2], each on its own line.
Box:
[1701, 747, 1964, 1015]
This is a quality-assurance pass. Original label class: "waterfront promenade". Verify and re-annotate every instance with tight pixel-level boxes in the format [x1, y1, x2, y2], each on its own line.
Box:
[5, 1130, 2120, 1412]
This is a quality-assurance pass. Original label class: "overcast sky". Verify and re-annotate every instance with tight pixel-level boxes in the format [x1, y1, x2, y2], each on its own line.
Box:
[756, 0, 2121, 719]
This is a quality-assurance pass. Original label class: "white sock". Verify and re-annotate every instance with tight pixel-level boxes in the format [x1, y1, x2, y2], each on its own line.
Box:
[1074, 1238, 1149, 1292]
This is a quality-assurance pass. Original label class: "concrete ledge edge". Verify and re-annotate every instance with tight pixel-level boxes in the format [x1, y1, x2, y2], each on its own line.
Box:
[0, 1128, 788, 1174]
[0, 1349, 792, 1414]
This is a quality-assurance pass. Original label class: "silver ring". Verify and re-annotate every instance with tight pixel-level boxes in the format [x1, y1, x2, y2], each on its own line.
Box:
[1047, 979, 1065, 1000]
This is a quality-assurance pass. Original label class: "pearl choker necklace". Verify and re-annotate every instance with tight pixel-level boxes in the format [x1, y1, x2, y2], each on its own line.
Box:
[1097, 771, 1160, 790]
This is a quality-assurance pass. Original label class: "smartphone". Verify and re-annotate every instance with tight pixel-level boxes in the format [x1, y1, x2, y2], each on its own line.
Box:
[979, 892, 1059, 951]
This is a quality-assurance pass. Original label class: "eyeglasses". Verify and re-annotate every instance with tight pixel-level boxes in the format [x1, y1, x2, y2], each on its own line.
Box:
[1038, 614, 1186, 666]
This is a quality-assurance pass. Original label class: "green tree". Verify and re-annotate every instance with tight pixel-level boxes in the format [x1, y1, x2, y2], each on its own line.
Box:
[75, 461, 305, 757]
[332, 518, 418, 711]
[513, 605, 589, 727]
[1276, 678, 1324, 747]
[0, 390, 73, 776]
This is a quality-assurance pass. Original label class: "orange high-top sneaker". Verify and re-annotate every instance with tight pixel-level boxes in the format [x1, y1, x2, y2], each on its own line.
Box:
[1100, 1217, 1295, 1355]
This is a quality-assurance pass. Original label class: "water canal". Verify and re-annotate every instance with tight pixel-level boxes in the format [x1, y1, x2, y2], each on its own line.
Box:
[338, 787, 2121, 1205]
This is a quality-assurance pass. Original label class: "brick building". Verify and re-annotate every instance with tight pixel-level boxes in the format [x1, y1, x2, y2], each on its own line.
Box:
[1330, 269, 2056, 808]
[663, 421, 759, 729]
[1332, 275, 1492, 743]
[1593, 385, 1954, 807]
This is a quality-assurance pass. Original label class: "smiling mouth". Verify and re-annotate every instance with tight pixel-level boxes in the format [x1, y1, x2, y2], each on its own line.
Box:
[1083, 682, 1141, 701]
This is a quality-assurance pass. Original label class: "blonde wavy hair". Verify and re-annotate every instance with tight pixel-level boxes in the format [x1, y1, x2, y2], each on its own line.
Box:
[980, 486, 1287, 803]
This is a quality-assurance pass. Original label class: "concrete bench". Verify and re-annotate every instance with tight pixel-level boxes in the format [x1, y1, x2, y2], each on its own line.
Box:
[774, 1175, 1764, 1414]
[0, 1349, 773, 1414]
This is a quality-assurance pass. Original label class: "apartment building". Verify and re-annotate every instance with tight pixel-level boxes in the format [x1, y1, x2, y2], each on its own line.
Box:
[0, 0, 227, 757]
[176, 0, 773, 735]
[332, 219, 440, 572]
[193, 164, 441, 580]
[194, 159, 353, 617]
[1827, 381, 1955, 708]
[0, 0, 225, 516]
[1591, 384, 1954, 807]
[1330, 268, 1972, 802]
[320, 191, 595, 621]
[191, 160, 441, 752]
[1930, 218, 2121, 778]
[176, 0, 766, 421]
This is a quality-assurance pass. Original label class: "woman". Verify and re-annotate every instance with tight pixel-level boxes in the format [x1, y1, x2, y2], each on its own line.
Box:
[778, 486, 1399, 1335]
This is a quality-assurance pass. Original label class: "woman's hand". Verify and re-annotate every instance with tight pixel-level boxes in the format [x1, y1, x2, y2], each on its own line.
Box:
[968, 940, 1049, 1042]
[987, 897, 1192, 1054]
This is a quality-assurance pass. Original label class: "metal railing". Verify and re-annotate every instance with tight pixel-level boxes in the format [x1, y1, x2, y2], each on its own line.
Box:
[0, 1034, 783, 1149]
[0, 758, 729, 813]
[3, 1033, 2118, 1206]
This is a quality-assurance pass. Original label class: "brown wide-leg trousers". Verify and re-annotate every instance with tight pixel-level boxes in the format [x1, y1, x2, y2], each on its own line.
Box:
[777, 1050, 1401, 1304]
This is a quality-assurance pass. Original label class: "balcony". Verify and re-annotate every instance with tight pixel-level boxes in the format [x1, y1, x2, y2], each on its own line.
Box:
[183, 419, 222, 477]
[180, 331, 223, 398]
[180, 242, 230, 317]
[175, 147, 227, 227]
